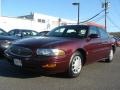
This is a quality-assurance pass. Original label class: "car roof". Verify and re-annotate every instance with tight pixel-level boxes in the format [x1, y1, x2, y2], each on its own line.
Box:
[59, 23, 105, 29]
[58, 25, 88, 28]
[39, 31, 49, 33]
[0, 28, 8, 35]
[10, 29, 35, 31]
[85, 22, 105, 29]
[8, 29, 38, 33]
[0, 28, 6, 32]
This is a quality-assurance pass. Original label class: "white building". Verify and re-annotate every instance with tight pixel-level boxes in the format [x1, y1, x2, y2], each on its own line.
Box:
[0, 13, 76, 32]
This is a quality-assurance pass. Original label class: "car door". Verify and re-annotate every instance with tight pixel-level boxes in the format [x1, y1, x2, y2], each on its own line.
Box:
[98, 28, 111, 58]
[85, 26, 103, 64]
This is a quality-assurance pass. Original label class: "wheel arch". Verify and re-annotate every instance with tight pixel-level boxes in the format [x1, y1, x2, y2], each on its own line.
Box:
[112, 45, 116, 54]
[76, 48, 87, 65]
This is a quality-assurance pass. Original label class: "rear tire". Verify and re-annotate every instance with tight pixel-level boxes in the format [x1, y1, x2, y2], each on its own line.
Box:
[105, 49, 114, 63]
[68, 51, 83, 78]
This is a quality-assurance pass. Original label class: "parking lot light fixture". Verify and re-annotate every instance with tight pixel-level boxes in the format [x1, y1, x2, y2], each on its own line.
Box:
[72, 2, 80, 25]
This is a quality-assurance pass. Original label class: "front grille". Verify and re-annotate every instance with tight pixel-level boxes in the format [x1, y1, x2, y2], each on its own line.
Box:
[9, 45, 32, 57]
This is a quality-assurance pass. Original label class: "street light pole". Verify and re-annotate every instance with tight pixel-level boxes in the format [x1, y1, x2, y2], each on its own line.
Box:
[77, 3, 80, 25]
[72, 2, 80, 25]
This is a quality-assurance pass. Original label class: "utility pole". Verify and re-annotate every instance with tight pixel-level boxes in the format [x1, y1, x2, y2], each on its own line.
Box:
[105, 0, 107, 31]
[102, 0, 109, 31]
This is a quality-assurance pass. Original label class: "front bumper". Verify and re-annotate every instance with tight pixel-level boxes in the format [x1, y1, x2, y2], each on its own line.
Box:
[5, 51, 71, 74]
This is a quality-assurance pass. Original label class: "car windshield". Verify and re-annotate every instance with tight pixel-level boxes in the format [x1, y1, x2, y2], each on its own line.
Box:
[8, 29, 38, 37]
[8, 29, 21, 36]
[0, 29, 8, 36]
[47, 25, 88, 39]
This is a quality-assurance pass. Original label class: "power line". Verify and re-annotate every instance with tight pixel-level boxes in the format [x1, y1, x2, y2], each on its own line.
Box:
[92, 14, 105, 22]
[107, 16, 120, 30]
[80, 9, 105, 23]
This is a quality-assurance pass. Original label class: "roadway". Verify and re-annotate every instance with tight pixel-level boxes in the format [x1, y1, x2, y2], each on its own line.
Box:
[0, 48, 120, 90]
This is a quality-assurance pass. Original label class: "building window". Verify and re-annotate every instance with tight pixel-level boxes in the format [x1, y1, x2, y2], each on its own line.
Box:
[42, 19, 45, 23]
[38, 19, 45, 23]
[38, 19, 42, 22]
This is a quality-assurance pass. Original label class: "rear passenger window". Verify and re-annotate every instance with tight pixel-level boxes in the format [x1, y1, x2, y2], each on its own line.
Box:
[78, 29, 87, 37]
[32, 31, 38, 36]
[23, 31, 31, 36]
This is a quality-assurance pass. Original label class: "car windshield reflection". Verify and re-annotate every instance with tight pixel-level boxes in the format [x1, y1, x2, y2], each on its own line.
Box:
[47, 26, 88, 39]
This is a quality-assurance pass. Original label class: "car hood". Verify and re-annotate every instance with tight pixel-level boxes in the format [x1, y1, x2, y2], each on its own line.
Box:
[0, 35, 17, 41]
[14, 36, 80, 48]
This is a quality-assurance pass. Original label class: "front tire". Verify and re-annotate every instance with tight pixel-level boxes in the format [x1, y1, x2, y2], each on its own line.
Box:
[105, 49, 114, 63]
[68, 52, 83, 78]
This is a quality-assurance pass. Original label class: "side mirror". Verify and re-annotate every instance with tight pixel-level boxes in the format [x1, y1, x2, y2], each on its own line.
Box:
[89, 34, 100, 38]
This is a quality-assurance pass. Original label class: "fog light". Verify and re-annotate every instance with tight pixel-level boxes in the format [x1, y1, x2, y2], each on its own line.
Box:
[42, 64, 56, 68]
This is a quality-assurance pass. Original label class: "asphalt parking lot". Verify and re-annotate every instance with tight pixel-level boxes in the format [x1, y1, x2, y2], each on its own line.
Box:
[0, 48, 120, 90]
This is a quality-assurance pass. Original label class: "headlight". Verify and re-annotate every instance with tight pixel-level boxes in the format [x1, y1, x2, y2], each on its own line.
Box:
[36, 49, 65, 56]
[0, 40, 13, 49]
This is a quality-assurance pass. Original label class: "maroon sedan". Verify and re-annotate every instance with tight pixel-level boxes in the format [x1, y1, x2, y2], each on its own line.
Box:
[5, 25, 116, 78]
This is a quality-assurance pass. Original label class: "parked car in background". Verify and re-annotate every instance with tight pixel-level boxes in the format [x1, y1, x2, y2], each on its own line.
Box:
[5, 24, 116, 78]
[113, 37, 120, 47]
[0, 28, 16, 55]
[38, 31, 49, 36]
[0, 28, 8, 36]
[8, 29, 39, 39]
[0, 29, 39, 55]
